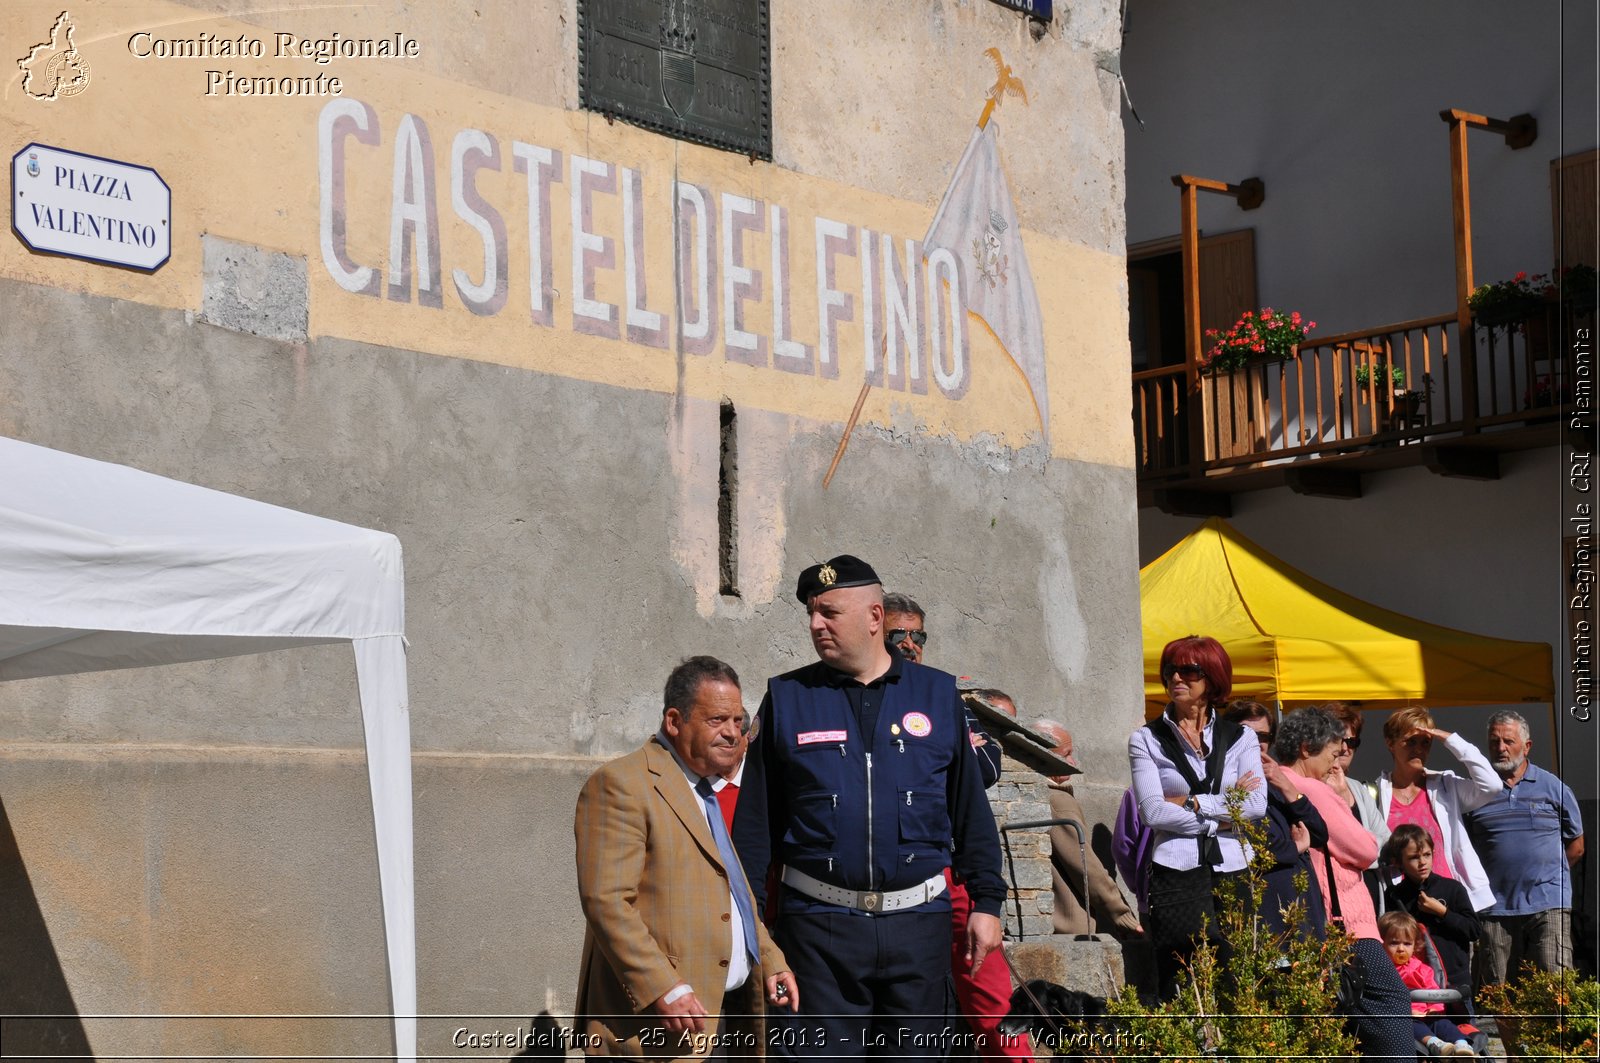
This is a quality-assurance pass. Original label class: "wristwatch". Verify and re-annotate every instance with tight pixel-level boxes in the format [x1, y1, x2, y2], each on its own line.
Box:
[1186, 795, 1201, 814]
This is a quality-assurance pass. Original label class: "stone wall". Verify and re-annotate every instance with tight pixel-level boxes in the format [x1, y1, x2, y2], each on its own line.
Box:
[990, 754, 1056, 941]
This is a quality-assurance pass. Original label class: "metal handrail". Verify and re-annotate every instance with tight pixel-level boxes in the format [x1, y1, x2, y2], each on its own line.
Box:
[1001, 816, 1088, 941]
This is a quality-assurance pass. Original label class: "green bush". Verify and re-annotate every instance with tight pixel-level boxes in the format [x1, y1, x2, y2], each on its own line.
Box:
[1087, 788, 1358, 1061]
[1478, 965, 1599, 1060]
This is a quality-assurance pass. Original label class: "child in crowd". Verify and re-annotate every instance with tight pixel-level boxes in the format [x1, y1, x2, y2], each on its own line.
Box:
[1382, 823, 1481, 1008]
[1380, 910, 1478, 1057]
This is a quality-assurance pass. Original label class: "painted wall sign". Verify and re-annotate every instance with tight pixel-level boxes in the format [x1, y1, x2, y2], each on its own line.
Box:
[0, 0, 1135, 464]
[318, 98, 976, 405]
[579, 0, 771, 160]
[988, 0, 1053, 21]
[11, 143, 171, 271]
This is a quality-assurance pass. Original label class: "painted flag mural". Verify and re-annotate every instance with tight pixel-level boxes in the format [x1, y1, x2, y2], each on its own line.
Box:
[922, 121, 1049, 436]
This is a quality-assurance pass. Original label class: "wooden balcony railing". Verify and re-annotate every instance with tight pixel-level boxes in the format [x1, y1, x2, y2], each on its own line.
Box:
[1133, 300, 1591, 481]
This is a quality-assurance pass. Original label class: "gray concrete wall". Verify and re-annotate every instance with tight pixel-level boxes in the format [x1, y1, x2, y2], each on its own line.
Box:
[0, 744, 594, 1059]
[0, 273, 1141, 1047]
[1, 279, 1140, 761]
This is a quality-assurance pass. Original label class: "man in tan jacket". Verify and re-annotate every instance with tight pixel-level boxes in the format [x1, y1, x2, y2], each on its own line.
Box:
[575, 656, 797, 1058]
[1032, 718, 1143, 939]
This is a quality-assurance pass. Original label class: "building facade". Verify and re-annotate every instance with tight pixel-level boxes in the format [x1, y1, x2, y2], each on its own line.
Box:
[1122, 0, 1597, 968]
[1, 1, 1140, 1056]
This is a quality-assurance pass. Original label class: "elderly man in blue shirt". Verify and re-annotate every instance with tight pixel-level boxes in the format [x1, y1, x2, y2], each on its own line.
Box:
[1465, 711, 1586, 985]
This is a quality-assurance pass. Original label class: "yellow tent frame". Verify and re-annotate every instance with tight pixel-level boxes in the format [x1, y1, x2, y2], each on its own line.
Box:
[1141, 518, 1554, 718]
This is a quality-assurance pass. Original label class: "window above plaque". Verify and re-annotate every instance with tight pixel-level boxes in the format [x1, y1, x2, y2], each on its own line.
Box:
[579, 0, 772, 160]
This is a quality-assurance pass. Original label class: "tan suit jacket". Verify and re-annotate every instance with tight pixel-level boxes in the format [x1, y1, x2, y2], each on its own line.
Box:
[1048, 782, 1142, 937]
[575, 739, 786, 1059]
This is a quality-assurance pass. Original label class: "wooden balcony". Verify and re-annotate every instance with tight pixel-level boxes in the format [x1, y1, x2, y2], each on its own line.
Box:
[1133, 301, 1592, 515]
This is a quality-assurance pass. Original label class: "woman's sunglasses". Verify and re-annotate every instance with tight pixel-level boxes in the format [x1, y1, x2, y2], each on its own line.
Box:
[1161, 663, 1206, 682]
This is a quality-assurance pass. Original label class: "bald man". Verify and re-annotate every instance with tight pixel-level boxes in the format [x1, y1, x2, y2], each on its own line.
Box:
[1033, 716, 1142, 939]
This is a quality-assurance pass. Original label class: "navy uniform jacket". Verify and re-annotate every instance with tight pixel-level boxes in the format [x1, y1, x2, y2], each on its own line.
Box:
[732, 657, 1007, 917]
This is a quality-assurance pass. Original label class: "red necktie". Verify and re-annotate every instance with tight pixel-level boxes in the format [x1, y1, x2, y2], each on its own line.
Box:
[715, 782, 738, 832]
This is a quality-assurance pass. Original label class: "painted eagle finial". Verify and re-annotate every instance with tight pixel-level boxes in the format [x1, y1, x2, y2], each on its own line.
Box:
[984, 47, 1029, 107]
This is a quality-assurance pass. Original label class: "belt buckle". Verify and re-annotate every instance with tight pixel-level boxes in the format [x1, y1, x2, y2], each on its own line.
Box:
[858, 890, 885, 912]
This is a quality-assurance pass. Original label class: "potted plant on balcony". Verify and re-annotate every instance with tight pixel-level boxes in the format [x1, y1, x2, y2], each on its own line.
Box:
[1354, 363, 1407, 392]
[1356, 363, 1423, 435]
[1524, 373, 1571, 409]
[1201, 308, 1316, 373]
[1468, 271, 1548, 331]
[1556, 263, 1597, 312]
[1198, 309, 1315, 460]
[1203, 305, 1312, 457]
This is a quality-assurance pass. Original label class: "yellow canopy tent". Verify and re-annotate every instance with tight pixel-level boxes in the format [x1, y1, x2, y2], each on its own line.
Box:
[1141, 518, 1554, 717]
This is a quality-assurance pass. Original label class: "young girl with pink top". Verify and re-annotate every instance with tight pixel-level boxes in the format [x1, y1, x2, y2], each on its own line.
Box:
[1379, 911, 1477, 1056]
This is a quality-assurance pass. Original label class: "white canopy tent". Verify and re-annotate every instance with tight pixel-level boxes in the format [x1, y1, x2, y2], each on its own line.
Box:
[0, 436, 415, 1062]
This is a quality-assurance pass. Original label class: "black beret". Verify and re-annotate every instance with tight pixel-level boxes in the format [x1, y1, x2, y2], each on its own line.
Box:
[795, 554, 881, 603]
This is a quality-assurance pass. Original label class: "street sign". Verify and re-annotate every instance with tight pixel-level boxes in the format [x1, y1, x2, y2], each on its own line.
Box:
[989, 0, 1053, 21]
[12, 143, 171, 271]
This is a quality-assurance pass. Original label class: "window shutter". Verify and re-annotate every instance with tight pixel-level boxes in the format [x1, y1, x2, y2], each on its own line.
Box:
[1551, 149, 1597, 270]
[1198, 228, 1258, 335]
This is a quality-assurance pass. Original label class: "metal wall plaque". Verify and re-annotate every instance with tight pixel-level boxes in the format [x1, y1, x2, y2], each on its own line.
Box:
[579, 0, 771, 160]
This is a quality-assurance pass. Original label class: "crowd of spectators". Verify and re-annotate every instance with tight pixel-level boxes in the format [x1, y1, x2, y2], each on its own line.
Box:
[1118, 634, 1587, 1059]
[570, 583, 1585, 1062]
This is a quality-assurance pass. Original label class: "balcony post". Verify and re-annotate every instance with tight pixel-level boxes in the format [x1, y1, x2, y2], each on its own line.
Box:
[1441, 108, 1536, 434]
[1171, 173, 1264, 479]
[1444, 113, 1481, 432]
[1178, 179, 1205, 478]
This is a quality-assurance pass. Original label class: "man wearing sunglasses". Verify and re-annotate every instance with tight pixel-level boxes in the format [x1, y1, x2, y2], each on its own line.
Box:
[883, 592, 1001, 786]
[883, 591, 930, 666]
[881, 592, 1020, 1062]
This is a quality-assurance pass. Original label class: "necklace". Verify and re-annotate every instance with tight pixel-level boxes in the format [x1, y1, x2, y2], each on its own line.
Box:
[1392, 784, 1422, 803]
[1175, 709, 1208, 753]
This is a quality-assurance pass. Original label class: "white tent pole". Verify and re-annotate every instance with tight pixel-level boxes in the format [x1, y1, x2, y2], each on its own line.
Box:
[354, 635, 417, 1063]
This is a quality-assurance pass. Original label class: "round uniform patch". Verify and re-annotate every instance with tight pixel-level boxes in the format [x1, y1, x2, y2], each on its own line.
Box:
[902, 712, 932, 738]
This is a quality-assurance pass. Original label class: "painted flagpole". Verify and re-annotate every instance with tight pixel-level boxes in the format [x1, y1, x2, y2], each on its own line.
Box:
[822, 51, 1027, 489]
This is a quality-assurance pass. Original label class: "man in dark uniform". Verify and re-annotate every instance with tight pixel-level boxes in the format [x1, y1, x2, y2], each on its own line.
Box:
[733, 556, 1007, 1060]
[882, 592, 1024, 1062]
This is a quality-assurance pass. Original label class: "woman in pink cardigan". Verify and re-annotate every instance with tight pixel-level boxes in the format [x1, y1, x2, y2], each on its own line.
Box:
[1277, 707, 1414, 1061]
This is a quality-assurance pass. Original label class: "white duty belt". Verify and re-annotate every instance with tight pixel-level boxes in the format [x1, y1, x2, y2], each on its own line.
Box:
[780, 866, 946, 913]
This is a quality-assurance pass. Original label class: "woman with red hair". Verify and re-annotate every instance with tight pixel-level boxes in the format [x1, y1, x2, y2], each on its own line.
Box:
[1128, 635, 1266, 999]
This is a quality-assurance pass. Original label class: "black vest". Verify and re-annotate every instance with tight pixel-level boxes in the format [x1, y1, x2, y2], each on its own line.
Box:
[1143, 713, 1245, 866]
